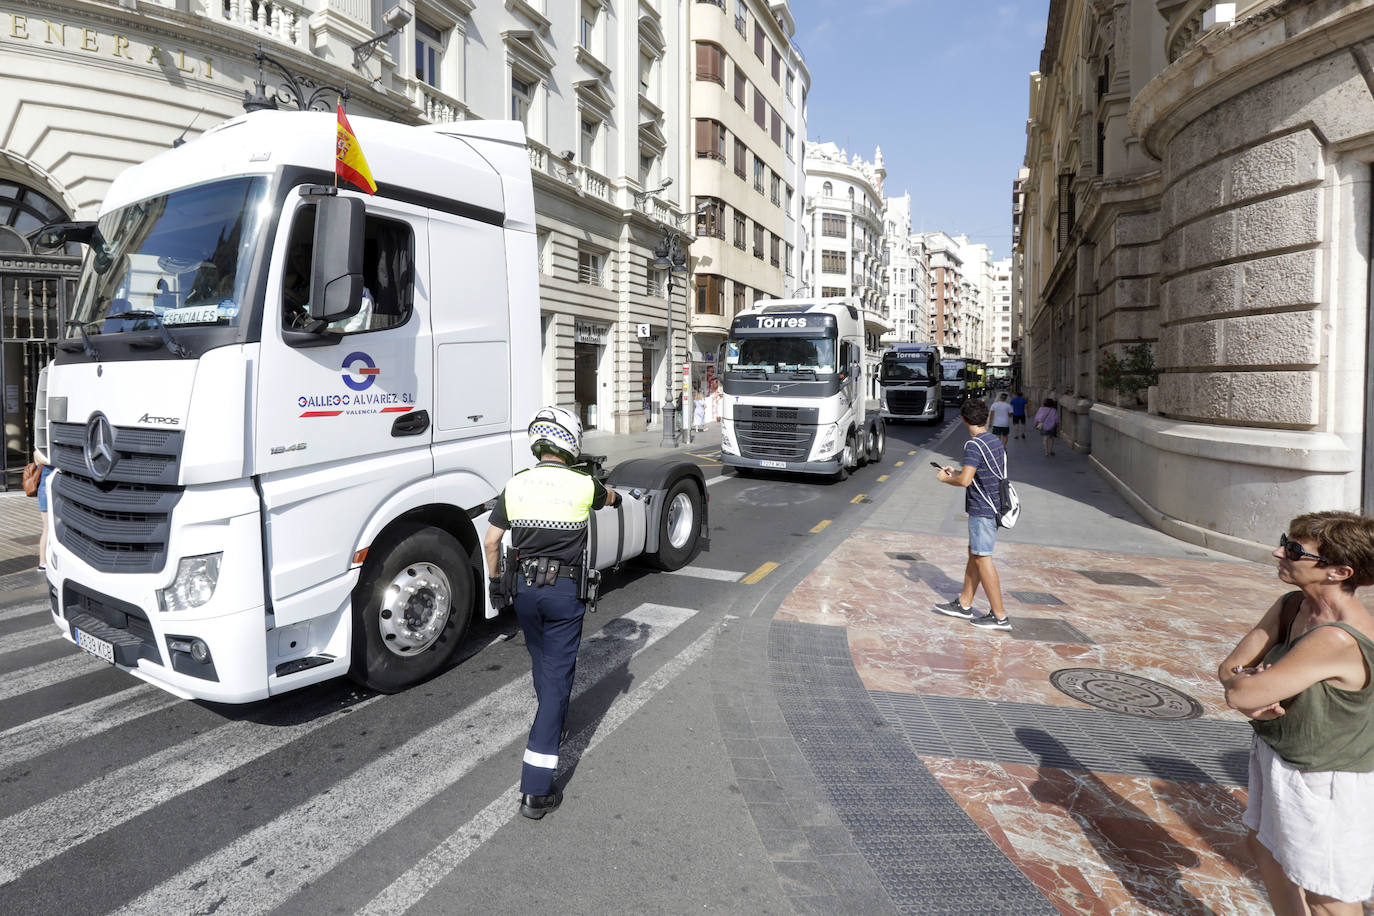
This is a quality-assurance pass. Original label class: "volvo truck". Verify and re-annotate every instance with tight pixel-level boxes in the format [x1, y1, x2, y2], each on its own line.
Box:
[34, 110, 707, 703]
[879, 343, 944, 424]
[719, 298, 885, 480]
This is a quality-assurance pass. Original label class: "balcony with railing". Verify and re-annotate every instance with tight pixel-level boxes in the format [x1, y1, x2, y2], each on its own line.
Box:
[220, 0, 312, 50]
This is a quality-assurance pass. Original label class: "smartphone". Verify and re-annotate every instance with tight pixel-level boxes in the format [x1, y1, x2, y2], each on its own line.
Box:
[930, 462, 945, 470]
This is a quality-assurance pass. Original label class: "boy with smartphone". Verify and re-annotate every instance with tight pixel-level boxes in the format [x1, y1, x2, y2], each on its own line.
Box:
[930, 398, 1012, 631]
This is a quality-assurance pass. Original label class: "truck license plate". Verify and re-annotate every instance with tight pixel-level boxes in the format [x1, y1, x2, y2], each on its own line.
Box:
[74, 627, 115, 665]
[761, 460, 786, 469]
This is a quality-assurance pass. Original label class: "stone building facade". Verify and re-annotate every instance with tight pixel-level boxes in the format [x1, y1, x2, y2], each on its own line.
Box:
[803, 141, 892, 393]
[921, 231, 965, 355]
[1022, 0, 1374, 559]
[882, 193, 930, 345]
[686, 0, 807, 406]
[0, 0, 693, 458]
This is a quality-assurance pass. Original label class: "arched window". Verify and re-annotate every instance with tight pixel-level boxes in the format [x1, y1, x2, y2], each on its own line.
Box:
[822, 181, 832, 196]
[848, 187, 855, 202]
[0, 181, 68, 254]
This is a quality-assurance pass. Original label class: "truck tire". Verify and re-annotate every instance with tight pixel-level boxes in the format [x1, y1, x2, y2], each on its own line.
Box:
[349, 523, 472, 693]
[645, 477, 703, 570]
[866, 420, 886, 464]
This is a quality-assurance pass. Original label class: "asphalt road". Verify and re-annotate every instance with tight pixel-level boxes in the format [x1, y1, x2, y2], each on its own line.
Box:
[0, 419, 947, 916]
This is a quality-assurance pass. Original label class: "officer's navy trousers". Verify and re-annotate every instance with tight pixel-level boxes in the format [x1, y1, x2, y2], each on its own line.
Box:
[513, 577, 585, 796]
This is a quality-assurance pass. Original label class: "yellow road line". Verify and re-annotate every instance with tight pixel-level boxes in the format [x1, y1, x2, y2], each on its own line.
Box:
[850, 494, 866, 504]
[908, 450, 916, 455]
[877, 475, 889, 482]
[685, 452, 722, 464]
[895, 461, 904, 467]
[742, 562, 779, 585]
[809, 520, 831, 534]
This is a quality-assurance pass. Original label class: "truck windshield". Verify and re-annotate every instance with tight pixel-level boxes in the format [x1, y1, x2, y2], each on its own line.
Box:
[942, 363, 965, 381]
[881, 356, 932, 381]
[68, 177, 269, 338]
[727, 336, 837, 375]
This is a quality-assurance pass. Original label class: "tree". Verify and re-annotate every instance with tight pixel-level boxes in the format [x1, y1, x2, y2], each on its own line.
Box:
[1097, 343, 1158, 402]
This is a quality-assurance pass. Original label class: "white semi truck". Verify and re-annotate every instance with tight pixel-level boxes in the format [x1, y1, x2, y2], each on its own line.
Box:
[878, 342, 944, 424]
[719, 298, 885, 480]
[35, 110, 707, 703]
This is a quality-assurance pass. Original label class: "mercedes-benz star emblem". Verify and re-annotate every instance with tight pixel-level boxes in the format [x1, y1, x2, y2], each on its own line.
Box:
[84, 413, 118, 481]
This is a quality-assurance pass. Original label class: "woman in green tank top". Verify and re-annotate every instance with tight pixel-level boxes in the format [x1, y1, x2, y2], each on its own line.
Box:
[1218, 510, 1374, 914]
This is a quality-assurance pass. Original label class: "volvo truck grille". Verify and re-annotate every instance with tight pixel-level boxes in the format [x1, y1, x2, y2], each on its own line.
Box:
[49, 421, 184, 574]
[887, 390, 927, 414]
[735, 405, 819, 462]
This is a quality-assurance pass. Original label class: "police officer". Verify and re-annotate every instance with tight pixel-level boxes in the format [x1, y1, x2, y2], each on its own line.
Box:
[482, 406, 617, 820]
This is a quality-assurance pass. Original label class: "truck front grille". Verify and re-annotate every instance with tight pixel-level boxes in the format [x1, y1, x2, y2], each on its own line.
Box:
[734, 405, 820, 462]
[50, 422, 184, 574]
[887, 390, 927, 414]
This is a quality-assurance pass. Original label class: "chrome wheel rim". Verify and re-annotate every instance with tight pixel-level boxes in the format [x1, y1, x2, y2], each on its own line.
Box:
[666, 491, 694, 549]
[378, 562, 452, 656]
[843, 439, 854, 469]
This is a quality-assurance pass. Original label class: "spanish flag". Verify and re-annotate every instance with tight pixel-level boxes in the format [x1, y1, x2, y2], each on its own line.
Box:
[335, 104, 377, 195]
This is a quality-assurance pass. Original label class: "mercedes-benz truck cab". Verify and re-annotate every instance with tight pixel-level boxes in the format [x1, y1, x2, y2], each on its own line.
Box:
[879, 343, 943, 424]
[719, 298, 884, 480]
[37, 110, 706, 704]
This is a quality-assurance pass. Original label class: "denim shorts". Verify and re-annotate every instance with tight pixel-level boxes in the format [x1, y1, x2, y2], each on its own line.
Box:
[969, 514, 998, 556]
[36, 465, 55, 512]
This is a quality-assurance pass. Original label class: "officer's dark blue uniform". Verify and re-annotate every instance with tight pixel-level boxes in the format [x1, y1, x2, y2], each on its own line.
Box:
[483, 407, 613, 820]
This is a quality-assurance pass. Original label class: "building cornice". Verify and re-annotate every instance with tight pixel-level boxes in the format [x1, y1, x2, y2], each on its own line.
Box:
[1130, 0, 1374, 159]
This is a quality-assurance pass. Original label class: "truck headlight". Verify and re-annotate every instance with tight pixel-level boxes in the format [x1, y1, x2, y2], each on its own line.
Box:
[814, 424, 838, 458]
[158, 553, 223, 612]
[721, 424, 738, 455]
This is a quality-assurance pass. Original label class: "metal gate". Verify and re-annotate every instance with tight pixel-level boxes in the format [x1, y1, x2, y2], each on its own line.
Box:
[1, 270, 75, 490]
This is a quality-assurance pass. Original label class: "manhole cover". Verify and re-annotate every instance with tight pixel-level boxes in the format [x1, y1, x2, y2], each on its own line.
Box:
[1049, 668, 1202, 720]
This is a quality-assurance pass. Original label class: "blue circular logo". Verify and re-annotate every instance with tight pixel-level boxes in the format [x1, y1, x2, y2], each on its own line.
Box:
[341, 351, 378, 391]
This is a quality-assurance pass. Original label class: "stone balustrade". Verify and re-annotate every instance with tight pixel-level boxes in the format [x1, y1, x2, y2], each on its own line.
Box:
[218, 0, 311, 50]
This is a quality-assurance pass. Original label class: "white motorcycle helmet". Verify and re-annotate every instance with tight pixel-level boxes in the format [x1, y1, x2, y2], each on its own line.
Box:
[527, 406, 583, 462]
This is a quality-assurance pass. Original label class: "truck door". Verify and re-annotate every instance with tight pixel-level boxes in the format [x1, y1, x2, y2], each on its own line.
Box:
[255, 192, 433, 609]
[428, 210, 513, 501]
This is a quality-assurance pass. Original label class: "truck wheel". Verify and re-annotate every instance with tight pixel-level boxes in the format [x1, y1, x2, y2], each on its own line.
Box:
[349, 524, 472, 693]
[646, 478, 703, 571]
[866, 421, 886, 464]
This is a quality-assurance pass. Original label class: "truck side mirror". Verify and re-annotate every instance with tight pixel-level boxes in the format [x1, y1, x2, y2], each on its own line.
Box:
[308, 195, 364, 324]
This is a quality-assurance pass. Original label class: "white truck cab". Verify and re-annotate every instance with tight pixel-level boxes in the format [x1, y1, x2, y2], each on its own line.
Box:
[718, 298, 884, 480]
[37, 111, 706, 703]
[879, 343, 944, 424]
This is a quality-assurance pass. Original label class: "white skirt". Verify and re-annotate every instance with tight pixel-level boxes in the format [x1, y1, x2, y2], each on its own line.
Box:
[1243, 736, 1374, 902]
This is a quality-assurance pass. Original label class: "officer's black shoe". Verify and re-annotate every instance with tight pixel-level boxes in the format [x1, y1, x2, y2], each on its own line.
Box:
[519, 787, 563, 820]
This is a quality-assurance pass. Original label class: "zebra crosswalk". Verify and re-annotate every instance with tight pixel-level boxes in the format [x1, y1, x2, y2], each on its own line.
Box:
[0, 597, 711, 916]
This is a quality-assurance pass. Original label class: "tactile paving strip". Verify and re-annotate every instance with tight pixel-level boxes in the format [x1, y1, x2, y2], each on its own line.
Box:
[869, 690, 1251, 786]
[769, 620, 1058, 914]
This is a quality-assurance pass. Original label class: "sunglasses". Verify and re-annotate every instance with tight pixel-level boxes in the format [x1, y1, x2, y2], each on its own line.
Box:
[1280, 533, 1331, 566]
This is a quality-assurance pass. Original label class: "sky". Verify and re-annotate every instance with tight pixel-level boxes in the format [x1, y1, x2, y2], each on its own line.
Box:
[789, 0, 1050, 258]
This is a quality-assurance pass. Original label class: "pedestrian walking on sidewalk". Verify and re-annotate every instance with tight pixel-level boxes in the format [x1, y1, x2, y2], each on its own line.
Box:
[988, 392, 1013, 447]
[931, 398, 1011, 631]
[1219, 512, 1374, 915]
[1033, 398, 1059, 457]
[1010, 391, 1028, 439]
[483, 406, 619, 821]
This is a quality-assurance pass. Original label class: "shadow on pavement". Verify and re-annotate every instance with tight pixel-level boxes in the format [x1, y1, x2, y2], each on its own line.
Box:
[1016, 726, 1219, 916]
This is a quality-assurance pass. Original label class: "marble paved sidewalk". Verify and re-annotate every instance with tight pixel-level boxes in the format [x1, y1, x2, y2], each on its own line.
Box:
[743, 427, 1372, 915]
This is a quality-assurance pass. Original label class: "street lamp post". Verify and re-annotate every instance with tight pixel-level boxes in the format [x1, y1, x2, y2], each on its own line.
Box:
[653, 229, 688, 449]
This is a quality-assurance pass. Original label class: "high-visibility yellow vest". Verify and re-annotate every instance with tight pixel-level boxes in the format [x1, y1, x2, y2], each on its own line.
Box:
[503, 463, 596, 530]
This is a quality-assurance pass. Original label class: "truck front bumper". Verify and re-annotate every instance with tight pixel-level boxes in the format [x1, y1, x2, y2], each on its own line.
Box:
[721, 454, 843, 476]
